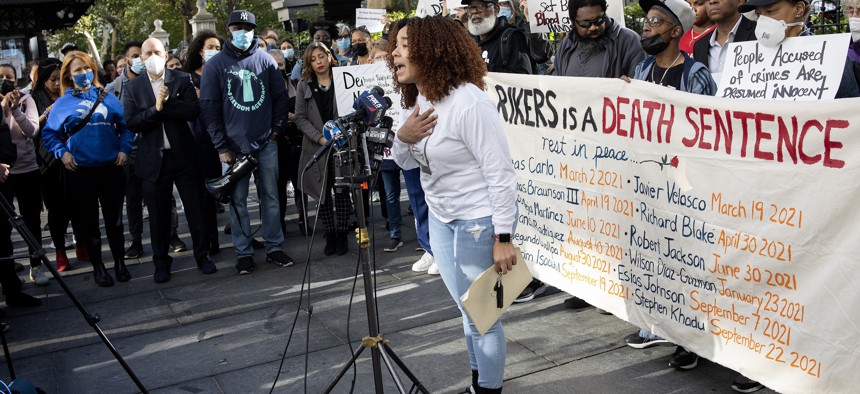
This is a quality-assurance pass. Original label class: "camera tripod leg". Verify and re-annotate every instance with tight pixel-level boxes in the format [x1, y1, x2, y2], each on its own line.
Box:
[0, 195, 148, 392]
[377, 343, 406, 392]
[380, 343, 430, 393]
[321, 343, 366, 393]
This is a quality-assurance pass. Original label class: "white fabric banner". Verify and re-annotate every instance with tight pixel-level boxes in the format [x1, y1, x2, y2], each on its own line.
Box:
[485, 72, 860, 394]
[718, 34, 850, 101]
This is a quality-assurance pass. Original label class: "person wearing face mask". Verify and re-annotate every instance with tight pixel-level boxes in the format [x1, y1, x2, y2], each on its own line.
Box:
[41, 51, 134, 288]
[200, 10, 295, 274]
[0, 63, 49, 286]
[106, 41, 144, 100]
[738, 0, 860, 97]
[122, 38, 216, 283]
[848, 1, 860, 67]
[183, 30, 223, 256]
[280, 38, 297, 75]
[336, 24, 353, 58]
[464, 0, 533, 74]
[349, 27, 373, 65]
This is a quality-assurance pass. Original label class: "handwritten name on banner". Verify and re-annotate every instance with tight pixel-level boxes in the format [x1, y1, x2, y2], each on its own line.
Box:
[485, 72, 860, 393]
[718, 34, 850, 101]
[356, 8, 387, 33]
[527, 0, 625, 33]
[332, 63, 402, 130]
[416, 0, 457, 17]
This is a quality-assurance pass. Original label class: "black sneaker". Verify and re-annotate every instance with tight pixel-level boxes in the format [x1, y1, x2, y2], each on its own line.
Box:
[170, 236, 187, 253]
[668, 346, 699, 370]
[266, 251, 294, 267]
[383, 238, 403, 252]
[124, 241, 143, 259]
[731, 375, 764, 393]
[235, 256, 255, 275]
[5, 293, 42, 308]
[513, 280, 547, 303]
[624, 332, 670, 349]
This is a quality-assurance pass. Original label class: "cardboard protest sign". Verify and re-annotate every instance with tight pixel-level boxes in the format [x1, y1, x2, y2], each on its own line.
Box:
[527, 0, 625, 33]
[486, 71, 860, 393]
[332, 63, 402, 131]
[718, 34, 850, 101]
[356, 8, 387, 33]
[416, 0, 458, 17]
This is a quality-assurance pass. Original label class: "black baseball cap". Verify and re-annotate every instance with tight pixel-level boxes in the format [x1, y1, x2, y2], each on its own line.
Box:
[738, 0, 800, 13]
[60, 42, 78, 55]
[227, 10, 257, 28]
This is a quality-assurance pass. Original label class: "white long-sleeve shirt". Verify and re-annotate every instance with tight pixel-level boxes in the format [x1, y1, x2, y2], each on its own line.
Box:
[392, 83, 517, 234]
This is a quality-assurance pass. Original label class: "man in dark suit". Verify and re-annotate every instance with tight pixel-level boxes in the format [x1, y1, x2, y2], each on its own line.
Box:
[122, 37, 216, 283]
[692, 0, 756, 75]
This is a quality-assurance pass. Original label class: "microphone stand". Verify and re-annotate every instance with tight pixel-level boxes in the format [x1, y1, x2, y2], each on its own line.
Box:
[321, 124, 428, 393]
[0, 193, 148, 393]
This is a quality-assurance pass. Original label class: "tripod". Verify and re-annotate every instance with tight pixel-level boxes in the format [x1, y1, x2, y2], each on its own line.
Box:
[0, 193, 148, 392]
[321, 129, 429, 393]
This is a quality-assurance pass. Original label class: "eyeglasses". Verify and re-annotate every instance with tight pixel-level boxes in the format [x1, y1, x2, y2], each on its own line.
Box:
[643, 16, 675, 27]
[465, 2, 494, 13]
[574, 15, 607, 28]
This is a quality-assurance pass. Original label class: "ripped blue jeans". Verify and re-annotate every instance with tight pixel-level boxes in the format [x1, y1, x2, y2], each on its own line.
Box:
[428, 213, 504, 389]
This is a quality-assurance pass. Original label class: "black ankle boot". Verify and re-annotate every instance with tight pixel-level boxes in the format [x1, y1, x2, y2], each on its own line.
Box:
[324, 233, 337, 256]
[92, 262, 114, 287]
[335, 231, 348, 255]
[114, 259, 131, 282]
[474, 384, 502, 394]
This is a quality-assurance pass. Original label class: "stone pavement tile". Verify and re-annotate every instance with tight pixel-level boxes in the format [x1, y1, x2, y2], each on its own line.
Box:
[32, 304, 340, 393]
[150, 377, 223, 394]
[4, 291, 175, 359]
[307, 275, 461, 342]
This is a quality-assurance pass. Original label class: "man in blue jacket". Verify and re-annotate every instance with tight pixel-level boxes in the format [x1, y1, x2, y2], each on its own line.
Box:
[199, 10, 293, 274]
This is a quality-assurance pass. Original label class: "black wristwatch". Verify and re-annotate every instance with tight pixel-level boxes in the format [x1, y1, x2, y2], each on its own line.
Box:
[495, 233, 511, 243]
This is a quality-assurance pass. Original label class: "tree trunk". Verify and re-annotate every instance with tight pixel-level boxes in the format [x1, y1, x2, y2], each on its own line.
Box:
[100, 26, 110, 60]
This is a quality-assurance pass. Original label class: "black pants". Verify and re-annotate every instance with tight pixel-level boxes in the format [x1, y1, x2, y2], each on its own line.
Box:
[143, 150, 209, 271]
[41, 163, 82, 252]
[3, 170, 42, 267]
[278, 137, 307, 224]
[0, 183, 22, 297]
[124, 162, 144, 244]
[197, 136, 221, 247]
[69, 165, 126, 266]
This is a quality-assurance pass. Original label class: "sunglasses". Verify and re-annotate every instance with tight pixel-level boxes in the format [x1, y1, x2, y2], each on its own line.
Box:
[574, 15, 607, 28]
[643, 16, 675, 27]
[465, 2, 494, 13]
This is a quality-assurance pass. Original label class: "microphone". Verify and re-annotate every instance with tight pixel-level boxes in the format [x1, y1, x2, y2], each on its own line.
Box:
[304, 120, 344, 171]
[339, 86, 390, 126]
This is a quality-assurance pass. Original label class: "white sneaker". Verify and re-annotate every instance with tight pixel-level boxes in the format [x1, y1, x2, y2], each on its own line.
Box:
[30, 266, 49, 286]
[411, 252, 434, 272]
[427, 262, 440, 275]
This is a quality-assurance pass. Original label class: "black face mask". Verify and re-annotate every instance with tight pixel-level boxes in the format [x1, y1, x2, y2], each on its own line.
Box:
[0, 80, 14, 95]
[640, 33, 670, 56]
[351, 43, 368, 57]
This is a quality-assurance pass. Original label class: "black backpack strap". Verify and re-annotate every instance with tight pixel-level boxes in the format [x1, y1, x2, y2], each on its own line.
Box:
[500, 28, 515, 69]
[67, 88, 108, 139]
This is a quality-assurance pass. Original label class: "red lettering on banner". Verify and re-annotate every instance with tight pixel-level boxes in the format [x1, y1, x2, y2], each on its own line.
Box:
[799, 120, 822, 165]
[776, 116, 798, 164]
[754, 113, 775, 161]
[714, 110, 733, 154]
[823, 120, 847, 169]
[732, 111, 755, 158]
[617, 97, 629, 137]
[603, 97, 615, 134]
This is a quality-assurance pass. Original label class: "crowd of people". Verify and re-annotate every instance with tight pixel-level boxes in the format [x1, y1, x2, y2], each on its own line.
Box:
[0, 0, 857, 392]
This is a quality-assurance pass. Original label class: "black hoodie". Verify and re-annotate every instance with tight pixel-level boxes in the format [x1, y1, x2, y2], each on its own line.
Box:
[474, 17, 533, 74]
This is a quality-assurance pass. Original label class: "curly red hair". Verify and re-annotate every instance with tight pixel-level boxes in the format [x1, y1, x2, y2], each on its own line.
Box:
[387, 16, 486, 108]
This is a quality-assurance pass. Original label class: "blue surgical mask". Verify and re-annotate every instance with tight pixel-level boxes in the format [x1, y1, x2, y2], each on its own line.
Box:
[283, 48, 294, 60]
[231, 29, 254, 51]
[498, 7, 512, 19]
[203, 49, 219, 63]
[130, 57, 145, 74]
[73, 71, 94, 89]
[337, 38, 351, 51]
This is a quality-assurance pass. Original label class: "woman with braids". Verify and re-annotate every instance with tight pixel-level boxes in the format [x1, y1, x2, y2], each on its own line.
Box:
[295, 42, 351, 256]
[389, 16, 517, 394]
[42, 51, 134, 287]
[183, 31, 223, 255]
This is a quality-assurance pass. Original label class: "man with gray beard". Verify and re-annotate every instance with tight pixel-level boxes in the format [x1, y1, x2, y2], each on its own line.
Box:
[463, 0, 533, 74]
[553, 0, 646, 77]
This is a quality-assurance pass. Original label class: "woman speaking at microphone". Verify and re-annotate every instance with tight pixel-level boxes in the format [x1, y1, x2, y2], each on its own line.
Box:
[389, 16, 518, 394]
[295, 42, 352, 256]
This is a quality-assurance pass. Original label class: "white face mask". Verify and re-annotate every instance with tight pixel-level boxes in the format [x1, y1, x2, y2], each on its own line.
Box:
[850, 17, 860, 42]
[755, 15, 804, 48]
[203, 49, 219, 63]
[145, 55, 166, 76]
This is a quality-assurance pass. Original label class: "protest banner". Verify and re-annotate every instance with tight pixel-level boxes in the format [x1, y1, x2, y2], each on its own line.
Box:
[332, 63, 402, 130]
[416, 0, 458, 17]
[356, 8, 387, 33]
[527, 0, 625, 33]
[485, 71, 860, 393]
[718, 34, 851, 101]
